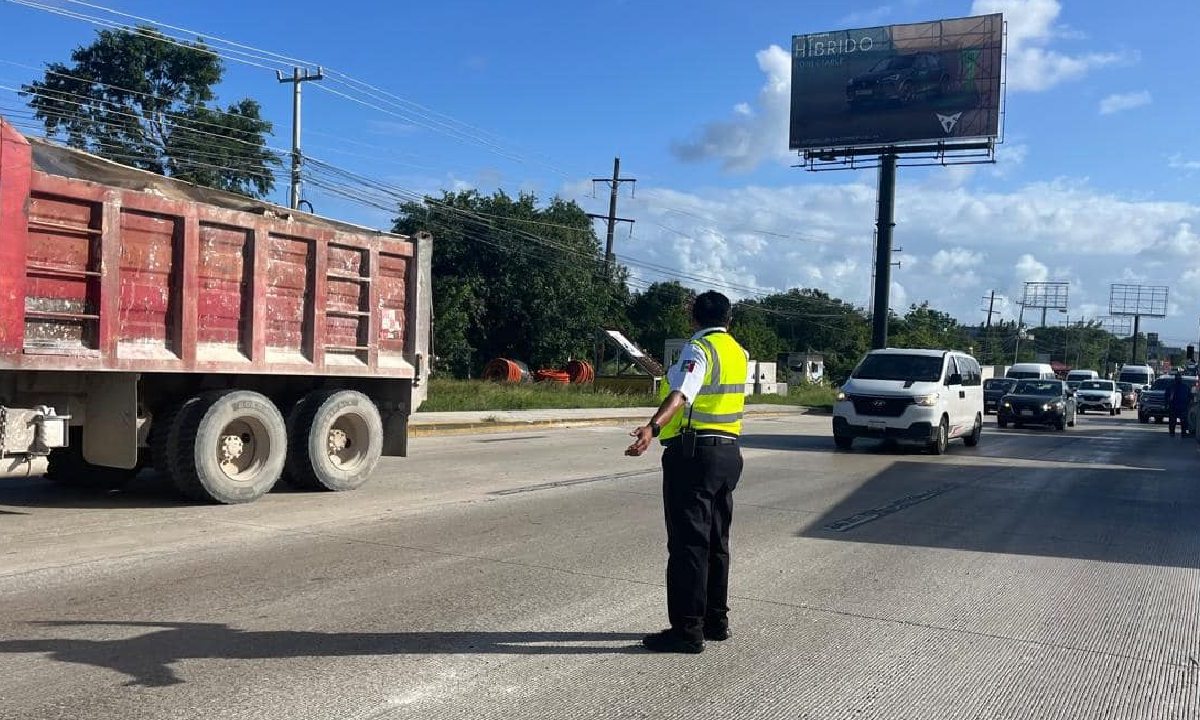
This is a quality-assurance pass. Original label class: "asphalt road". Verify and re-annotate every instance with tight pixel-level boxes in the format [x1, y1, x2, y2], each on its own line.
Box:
[2, 412, 1198, 719]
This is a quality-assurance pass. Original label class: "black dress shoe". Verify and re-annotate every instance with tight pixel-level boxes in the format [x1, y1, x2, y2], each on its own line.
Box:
[641, 629, 704, 654]
[703, 624, 731, 642]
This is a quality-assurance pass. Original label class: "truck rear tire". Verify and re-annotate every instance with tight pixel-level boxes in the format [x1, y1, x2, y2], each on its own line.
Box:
[150, 398, 198, 479]
[285, 390, 384, 492]
[172, 390, 287, 504]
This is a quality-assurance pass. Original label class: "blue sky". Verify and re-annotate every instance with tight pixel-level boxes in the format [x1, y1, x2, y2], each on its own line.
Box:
[2, 0, 1199, 347]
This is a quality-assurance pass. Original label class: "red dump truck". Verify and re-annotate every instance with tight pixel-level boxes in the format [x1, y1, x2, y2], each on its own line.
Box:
[0, 119, 431, 503]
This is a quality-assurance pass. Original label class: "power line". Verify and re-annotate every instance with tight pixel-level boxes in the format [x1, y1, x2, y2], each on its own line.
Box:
[3, 0, 588, 177]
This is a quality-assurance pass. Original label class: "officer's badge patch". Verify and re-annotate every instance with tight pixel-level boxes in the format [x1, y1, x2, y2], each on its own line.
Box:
[683, 360, 697, 373]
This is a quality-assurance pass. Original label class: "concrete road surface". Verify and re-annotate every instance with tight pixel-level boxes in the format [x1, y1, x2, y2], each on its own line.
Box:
[1, 414, 1198, 719]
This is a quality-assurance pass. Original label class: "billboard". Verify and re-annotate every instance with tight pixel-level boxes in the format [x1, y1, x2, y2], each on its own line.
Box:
[789, 13, 1004, 150]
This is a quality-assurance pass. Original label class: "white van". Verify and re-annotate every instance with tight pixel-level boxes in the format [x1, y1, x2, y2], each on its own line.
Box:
[832, 349, 984, 455]
[1066, 369, 1100, 383]
[1007, 363, 1057, 381]
[1117, 364, 1155, 392]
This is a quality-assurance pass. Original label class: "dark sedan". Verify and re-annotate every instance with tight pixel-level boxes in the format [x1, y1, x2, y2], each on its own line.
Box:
[983, 378, 1016, 414]
[997, 380, 1077, 431]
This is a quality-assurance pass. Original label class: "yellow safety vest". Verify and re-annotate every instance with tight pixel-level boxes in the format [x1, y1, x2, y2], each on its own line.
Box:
[659, 331, 748, 441]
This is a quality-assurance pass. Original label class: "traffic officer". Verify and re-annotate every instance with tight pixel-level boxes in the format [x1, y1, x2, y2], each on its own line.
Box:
[1166, 370, 1192, 438]
[625, 291, 748, 654]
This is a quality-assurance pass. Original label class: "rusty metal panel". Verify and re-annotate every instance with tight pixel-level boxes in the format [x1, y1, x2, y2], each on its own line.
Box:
[116, 207, 179, 357]
[405, 232, 432, 409]
[23, 191, 102, 351]
[0, 122, 31, 354]
[378, 251, 408, 356]
[264, 233, 313, 364]
[196, 222, 252, 362]
[324, 241, 367, 367]
[180, 213, 199, 366]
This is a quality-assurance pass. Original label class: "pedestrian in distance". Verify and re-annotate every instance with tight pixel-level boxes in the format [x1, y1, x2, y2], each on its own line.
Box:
[625, 291, 748, 654]
[1166, 370, 1193, 438]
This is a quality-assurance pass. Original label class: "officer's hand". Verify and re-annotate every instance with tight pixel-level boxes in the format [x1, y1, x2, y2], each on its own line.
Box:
[625, 426, 654, 456]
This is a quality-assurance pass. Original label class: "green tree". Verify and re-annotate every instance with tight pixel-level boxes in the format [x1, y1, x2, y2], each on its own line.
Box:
[627, 282, 695, 361]
[23, 26, 279, 198]
[730, 305, 784, 364]
[394, 190, 625, 375]
[891, 303, 972, 352]
[751, 289, 871, 382]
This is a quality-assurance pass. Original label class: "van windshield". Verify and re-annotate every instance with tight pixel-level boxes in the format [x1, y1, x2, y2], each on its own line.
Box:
[1119, 371, 1152, 383]
[852, 354, 943, 382]
[1007, 371, 1042, 380]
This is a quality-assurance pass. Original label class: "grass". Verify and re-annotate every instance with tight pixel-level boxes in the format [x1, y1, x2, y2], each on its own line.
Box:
[745, 384, 837, 412]
[420, 378, 657, 412]
[419, 378, 837, 413]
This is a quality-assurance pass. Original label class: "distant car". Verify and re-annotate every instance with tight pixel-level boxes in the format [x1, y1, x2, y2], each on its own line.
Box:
[1066, 370, 1100, 384]
[1117, 382, 1138, 409]
[997, 379, 1076, 431]
[1076, 380, 1122, 416]
[1118, 364, 1156, 393]
[846, 52, 952, 109]
[983, 378, 1016, 414]
[1066, 380, 1081, 393]
[1137, 376, 1197, 423]
[1007, 362, 1057, 381]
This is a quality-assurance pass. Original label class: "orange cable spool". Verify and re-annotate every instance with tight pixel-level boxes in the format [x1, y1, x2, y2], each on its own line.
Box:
[565, 360, 595, 384]
[484, 358, 529, 383]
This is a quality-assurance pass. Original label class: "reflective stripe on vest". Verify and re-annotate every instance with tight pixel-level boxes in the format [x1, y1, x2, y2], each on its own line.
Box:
[659, 331, 748, 441]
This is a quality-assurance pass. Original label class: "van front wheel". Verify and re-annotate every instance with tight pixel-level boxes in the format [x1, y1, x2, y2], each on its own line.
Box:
[927, 417, 949, 455]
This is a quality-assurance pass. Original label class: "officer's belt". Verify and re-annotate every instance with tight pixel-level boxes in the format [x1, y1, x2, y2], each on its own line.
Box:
[663, 433, 738, 447]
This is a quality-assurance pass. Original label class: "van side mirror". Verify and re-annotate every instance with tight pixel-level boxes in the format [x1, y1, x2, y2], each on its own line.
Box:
[947, 373, 963, 386]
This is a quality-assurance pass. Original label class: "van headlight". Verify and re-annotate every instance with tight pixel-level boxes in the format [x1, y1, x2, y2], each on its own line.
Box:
[836, 391, 847, 402]
[914, 394, 939, 407]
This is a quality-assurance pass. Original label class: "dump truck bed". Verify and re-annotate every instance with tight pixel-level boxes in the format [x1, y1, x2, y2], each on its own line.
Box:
[0, 120, 429, 378]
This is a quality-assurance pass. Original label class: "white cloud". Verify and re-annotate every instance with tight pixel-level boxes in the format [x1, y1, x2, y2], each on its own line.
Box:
[932, 247, 985, 287]
[1168, 155, 1200, 172]
[1015, 253, 1049, 283]
[1099, 91, 1151, 115]
[671, 45, 792, 172]
[573, 177, 1200, 338]
[971, 0, 1131, 92]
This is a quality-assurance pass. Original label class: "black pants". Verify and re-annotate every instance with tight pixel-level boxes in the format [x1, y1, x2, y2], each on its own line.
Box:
[661, 440, 743, 640]
[1169, 410, 1190, 436]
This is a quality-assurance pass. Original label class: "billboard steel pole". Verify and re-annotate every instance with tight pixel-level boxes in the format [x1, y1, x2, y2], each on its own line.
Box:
[871, 152, 897, 349]
[1132, 315, 1141, 364]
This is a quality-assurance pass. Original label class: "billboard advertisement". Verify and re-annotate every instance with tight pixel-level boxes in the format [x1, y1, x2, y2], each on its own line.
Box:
[789, 14, 1003, 150]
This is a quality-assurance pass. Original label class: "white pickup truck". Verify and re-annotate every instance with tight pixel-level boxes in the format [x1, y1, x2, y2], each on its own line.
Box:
[1076, 380, 1122, 416]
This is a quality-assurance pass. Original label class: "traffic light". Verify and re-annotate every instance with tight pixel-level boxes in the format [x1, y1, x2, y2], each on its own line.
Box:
[1189, 345, 1196, 362]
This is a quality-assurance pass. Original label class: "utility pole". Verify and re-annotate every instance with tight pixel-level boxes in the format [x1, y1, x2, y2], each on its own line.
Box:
[277, 66, 324, 210]
[1012, 303, 1027, 366]
[587, 157, 636, 275]
[981, 290, 1000, 328]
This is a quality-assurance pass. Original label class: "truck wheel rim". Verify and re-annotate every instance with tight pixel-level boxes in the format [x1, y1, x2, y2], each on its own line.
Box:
[217, 418, 270, 482]
[327, 412, 370, 471]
